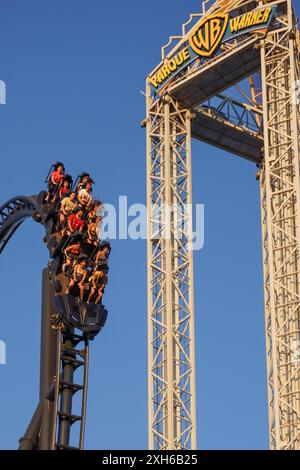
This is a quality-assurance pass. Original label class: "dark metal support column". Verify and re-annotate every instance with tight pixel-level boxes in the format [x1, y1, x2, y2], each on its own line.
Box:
[57, 337, 74, 447]
[18, 402, 44, 450]
[38, 267, 58, 450]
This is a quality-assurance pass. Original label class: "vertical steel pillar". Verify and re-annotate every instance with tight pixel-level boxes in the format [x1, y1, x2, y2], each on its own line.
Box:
[146, 86, 197, 449]
[260, 0, 300, 449]
[57, 336, 75, 447]
[39, 267, 57, 450]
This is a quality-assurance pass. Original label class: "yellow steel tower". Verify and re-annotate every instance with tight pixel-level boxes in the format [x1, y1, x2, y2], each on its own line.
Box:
[145, 0, 300, 450]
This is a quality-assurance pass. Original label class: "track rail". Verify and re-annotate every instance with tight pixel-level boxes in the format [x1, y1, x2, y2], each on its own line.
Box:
[0, 195, 42, 254]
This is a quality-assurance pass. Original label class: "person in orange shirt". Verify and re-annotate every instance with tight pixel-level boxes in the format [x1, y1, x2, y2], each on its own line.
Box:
[46, 162, 65, 203]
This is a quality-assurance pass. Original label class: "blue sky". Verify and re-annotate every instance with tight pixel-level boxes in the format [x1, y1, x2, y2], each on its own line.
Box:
[0, 0, 298, 450]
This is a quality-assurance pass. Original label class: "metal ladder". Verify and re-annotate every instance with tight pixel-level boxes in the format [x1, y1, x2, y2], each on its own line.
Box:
[50, 328, 89, 450]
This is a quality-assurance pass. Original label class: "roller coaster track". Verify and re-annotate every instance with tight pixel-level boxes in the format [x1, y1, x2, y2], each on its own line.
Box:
[0, 191, 107, 450]
[0, 195, 41, 254]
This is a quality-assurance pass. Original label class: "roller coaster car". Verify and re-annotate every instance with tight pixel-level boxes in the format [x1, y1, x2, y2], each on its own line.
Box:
[49, 258, 108, 336]
[53, 294, 108, 339]
[0, 164, 110, 341]
[52, 233, 98, 263]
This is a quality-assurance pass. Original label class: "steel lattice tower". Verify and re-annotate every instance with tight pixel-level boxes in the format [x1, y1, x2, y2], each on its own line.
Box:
[146, 95, 196, 449]
[146, 0, 300, 450]
[260, 0, 300, 449]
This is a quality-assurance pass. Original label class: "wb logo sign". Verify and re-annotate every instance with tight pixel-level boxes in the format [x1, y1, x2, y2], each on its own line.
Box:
[189, 14, 229, 58]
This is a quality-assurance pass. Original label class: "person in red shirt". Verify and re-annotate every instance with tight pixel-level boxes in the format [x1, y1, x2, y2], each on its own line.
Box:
[46, 163, 65, 203]
[59, 179, 71, 199]
[67, 209, 85, 235]
[51, 167, 64, 185]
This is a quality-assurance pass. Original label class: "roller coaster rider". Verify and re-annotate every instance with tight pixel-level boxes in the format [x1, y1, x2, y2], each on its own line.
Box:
[59, 191, 77, 228]
[65, 208, 85, 235]
[87, 266, 108, 305]
[59, 175, 73, 200]
[76, 172, 94, 193]
[86, 200, 102, 224]
[46, 162, 65, 203]
[66, 257, 88, 300]
[95, 241, 111, 268]
[78, 182, 93, 209]
[87, 216, 101, 246]
[62, 241, 82, 272]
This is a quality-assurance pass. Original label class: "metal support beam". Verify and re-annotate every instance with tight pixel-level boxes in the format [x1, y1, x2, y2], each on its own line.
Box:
[19, 385, 56, 450]
[18, 402, 44, 450]
[39, 268, 58, 450]
[57, 337, 75, 447]
[260, 0, 300, 449]
[146, 88, 197, 449]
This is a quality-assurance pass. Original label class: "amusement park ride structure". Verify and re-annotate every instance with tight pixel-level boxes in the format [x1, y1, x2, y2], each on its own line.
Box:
[0, 180, 109, 450]
[145, 0, 300, 451]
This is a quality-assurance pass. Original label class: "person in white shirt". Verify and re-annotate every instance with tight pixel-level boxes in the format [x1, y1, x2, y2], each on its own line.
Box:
[78, 182, 92, 208]
[60, 192, 77, 227]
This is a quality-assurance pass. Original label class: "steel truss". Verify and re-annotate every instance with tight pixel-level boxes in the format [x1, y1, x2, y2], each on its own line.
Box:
[260, 0, 300, 450]
[146, 0, 300, 451]
[146, 93, 196, 449]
